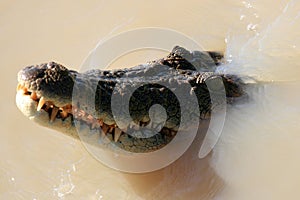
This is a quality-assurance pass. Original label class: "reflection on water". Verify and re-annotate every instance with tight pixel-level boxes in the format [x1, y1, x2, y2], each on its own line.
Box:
[1, 0, 300, 199]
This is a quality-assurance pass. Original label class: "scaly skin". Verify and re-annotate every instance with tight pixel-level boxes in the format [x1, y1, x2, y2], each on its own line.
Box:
[16, 46, 244, 153]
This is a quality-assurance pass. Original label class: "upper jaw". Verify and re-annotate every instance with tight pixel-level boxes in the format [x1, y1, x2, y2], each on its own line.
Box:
[16, 80, 73, 120]
[17, 62, 77, 106]
[16, 63, 77, 133]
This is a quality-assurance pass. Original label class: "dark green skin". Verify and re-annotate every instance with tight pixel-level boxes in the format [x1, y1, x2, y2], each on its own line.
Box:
[17, 46, 245, 153]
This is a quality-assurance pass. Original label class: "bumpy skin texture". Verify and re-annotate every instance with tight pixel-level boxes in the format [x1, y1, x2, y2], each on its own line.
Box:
[17, 46, 244, 153]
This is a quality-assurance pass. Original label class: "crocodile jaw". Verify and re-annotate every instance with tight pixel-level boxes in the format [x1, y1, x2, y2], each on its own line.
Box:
[16, 87, 79, 138]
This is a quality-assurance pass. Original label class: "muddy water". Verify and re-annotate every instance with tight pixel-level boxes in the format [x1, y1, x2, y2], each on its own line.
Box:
[1, 0, 300, 199]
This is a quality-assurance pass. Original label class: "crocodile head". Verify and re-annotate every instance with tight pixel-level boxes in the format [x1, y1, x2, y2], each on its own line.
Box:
[16, 60, 188, 155]
[16, 47, 244, 154]
[16, 62, 80, 138]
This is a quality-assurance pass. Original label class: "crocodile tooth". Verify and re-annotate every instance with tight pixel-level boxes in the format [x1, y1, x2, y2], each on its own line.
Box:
[109, 126, 114, 133]
[87, 114, 94, 122]
[122, 126, 128, 133]
[79, 110, 86, 117]
[114, 128, 122, 142]
[30, 91, 38, 100]
[98, 119, 103, 126]
[37, 97, 45, 111]
[101, 124, 109, 134]
[91, 121, 100, 129]
[23, 87, 28, 94]
[50, 107, 59, 122]
[59, 109, 68, 118]
[17, 83, 22, 91]
[64, 105, 72, 113]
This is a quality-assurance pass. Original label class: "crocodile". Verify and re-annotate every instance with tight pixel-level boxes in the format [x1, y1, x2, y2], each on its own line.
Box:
[16, 46, 245, 153]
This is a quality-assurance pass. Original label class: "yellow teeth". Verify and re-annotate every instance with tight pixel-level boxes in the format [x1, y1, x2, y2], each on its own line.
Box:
[17, 83, 22, 91]
[17, 84, 176, 145]
[50, 107, 59, 123]
[122, 126, 128, 133]
[37, 97, 45, 111]
[101, 124, 109, 134]
[17, 84, 29, 94]
[59, 109, 68, 118]
[23, 87, 28, 94]
[98, 119, 103, 126]
[114, 128, 122, 142]
[30, 92, 38, 100]
[109, 126, 114, 133]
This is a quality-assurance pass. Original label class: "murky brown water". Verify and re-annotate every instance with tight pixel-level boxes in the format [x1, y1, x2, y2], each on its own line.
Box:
[1, 0, 300, 199]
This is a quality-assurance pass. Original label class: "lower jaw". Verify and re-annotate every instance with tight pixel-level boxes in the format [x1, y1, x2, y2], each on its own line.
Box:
[17, 91, 176, 153]
[29, 111, 173, 154]
[17, 93, 204, 173]
[16, 95, 173, 153]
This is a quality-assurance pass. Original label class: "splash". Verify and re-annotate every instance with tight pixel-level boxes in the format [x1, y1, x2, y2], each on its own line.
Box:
[212, 1, 300, 199]
[217, 0, 300, 82]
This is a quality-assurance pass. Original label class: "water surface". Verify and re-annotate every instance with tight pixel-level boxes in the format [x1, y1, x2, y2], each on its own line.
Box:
[1, 0, 300, 199]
